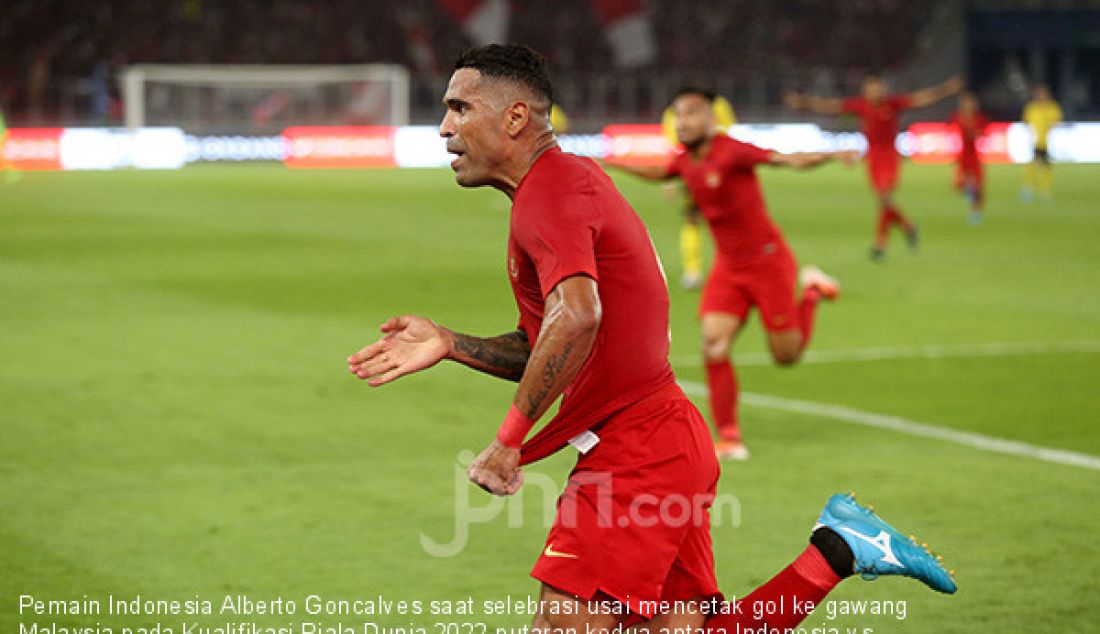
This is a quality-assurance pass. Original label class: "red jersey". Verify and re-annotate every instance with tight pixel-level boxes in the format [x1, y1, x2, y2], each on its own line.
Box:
[509, 147, 675, 465]
[950, 111, 989, 165]
[842, 95, 913, 154]
[665, 135, 785, 268]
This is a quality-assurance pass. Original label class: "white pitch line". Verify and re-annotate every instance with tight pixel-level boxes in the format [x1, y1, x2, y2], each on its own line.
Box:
[671, 339, 1100, 368]
[677, 380, 1100, 472]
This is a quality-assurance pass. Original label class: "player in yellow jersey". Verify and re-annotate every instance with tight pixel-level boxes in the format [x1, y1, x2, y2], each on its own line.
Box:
[550, 104, 570, 133]
[0, 108, 7, 174]
[1021, 83, 1062, 202]
[0, 105, 20, 184]
[662, 94, 735, 289]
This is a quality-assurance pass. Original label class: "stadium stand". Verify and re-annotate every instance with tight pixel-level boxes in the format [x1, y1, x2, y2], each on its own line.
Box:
[2, 0, 938, 128]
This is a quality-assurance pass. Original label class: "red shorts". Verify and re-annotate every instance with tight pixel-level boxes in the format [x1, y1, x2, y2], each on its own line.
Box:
[699, 246, 799, 332]
[867, 152, 900, 194]
[955, 157, 983, 188]
[530, 382, 721, 622]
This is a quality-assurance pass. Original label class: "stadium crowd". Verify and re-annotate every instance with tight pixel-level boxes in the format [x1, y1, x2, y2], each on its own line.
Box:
[2, 0, 935, 125]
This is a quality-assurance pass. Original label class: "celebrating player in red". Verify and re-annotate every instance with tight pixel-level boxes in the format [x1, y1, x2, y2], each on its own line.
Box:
[606, 87, 855, 460]
[348, 45, 956, 631]
[787, 74, 963, 260]
[950, 91, 990, 225]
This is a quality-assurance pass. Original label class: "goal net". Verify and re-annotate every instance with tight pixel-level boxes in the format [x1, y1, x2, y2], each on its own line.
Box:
[121, 64, 410, 134]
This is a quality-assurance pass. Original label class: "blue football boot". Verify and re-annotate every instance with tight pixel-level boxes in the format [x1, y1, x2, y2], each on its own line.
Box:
[816, 492, 957, 594]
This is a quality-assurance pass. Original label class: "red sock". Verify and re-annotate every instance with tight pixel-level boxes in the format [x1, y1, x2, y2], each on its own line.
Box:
[875, 209, 890, 248]
[705, 545, 841, 632]
[885, 204, 914, 232]
[704, 358, 739, 441]
[798, 287, 821, 353]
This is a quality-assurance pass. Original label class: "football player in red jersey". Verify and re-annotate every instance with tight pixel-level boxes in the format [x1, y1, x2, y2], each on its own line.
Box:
[787, 74, 963, 260]
[606, 87, 856, 460]
[950, 91, 990, 225]
[348, 45, 955, 632]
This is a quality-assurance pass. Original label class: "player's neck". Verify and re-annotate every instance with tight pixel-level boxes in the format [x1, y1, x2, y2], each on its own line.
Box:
[495, 133, 559, 200]
[687, 133, 717, 161]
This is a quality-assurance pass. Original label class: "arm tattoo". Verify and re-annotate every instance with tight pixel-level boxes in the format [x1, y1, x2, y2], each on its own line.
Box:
[451, 329, 530, 382]
[540, 341, 573, 389]
[525, 340, 574, 418]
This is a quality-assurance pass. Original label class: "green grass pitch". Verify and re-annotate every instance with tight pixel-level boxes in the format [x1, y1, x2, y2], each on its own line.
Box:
[2, 160, 1098, 633]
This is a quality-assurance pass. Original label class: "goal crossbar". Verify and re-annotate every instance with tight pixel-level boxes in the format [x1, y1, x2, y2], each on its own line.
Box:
[121, 64, 410, 129]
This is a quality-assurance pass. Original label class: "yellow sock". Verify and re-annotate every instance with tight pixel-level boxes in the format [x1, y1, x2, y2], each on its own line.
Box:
[1038, 164, 1054, 196]
[680, 222, 702, 277]
[1023, 162, 1037, 192]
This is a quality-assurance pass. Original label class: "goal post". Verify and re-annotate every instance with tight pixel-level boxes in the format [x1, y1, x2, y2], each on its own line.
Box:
[121, 64, 410, 134]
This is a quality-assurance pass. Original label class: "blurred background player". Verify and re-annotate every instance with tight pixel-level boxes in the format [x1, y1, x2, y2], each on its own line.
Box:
[0, 103, 19, 184]
[950, 91, 989, 225]
[661, 93, 736, 289]
[1021, 83, 1063, 203]
[0, 106, 6, 175]
[550, 103, 570, 133]
[787, 74, 963, 260]
[607, 87, 854, 460]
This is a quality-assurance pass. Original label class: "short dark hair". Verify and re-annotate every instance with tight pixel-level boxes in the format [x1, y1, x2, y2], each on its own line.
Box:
[454, 44, 554, 105]
[671, 86, 717, 106]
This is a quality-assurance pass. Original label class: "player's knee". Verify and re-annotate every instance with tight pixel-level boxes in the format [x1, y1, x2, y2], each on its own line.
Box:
[531, 611, 586, 633]
[530, 609, 555, 632]
[702, 337, 730, 362]
[771, 345, 802, 366]
[529, 615, 552, 633]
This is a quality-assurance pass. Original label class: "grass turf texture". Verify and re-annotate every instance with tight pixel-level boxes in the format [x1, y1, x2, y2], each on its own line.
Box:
[2, 162, 1098, 633]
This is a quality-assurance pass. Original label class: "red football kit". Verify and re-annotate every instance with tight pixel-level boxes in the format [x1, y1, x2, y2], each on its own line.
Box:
[665, 134, 800, 332]
[841, 94, 918, 250]
[842, 94, 912, 194]
[663, 135, 823, 444]
[950, 111, 989, 186]
[508, 146, 721, 618]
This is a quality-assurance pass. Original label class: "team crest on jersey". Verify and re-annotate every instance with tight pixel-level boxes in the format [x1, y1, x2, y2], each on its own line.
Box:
[706, 171, 721, 188]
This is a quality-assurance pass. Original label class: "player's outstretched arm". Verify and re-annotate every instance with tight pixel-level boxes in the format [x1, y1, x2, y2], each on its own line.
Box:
[769, 150, 860, 170]
[908, 75, 965, 109]
[600, 159, 670, 181]
[347, 316, 530, 386]
[448, 330, 530, 381]
[467, 275, 601, 496]
[784, 92, 845, 115]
